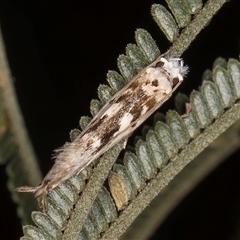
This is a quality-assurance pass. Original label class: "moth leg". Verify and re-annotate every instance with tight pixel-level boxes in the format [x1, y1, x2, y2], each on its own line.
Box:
[181, 103, 192, 118]
[121, 135, 132, 149]
[16, 185, 49, 212]
[40, 191, 48, 212]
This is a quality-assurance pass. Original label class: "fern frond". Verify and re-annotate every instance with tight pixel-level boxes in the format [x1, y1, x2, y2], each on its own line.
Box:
[0, 29, 42, 224]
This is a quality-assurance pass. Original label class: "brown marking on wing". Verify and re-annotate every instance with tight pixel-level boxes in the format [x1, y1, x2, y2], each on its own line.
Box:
[155, 60, 164, 68]
[87, 139, 93, 148]
[129, 104, 143, 123]
[85, 114, 107, 134]
[93, 120, 121, 154]
[131, 122, 137, 128]
[145, 78, 151, 85]
[172, 77, 179, 86]
[129, 92, 149, 123]
[145, 98, 158, 111]
[115, 94, 126, 104]
[128, 78, 141, 91]
[151, 79, 159, 87]
[101, 123, 120, 145]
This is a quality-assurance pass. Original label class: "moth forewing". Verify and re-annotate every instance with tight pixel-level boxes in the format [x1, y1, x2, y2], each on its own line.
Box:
[16, 56, 188, 211]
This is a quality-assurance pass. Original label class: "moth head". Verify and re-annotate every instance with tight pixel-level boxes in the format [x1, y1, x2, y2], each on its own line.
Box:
[158, 57, 189, 84]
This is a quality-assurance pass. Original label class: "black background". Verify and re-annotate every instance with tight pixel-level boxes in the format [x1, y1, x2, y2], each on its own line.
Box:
[0, 0, 240, 239]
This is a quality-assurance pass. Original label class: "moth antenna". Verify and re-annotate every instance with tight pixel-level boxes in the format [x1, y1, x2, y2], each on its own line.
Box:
[16, 183, 49, 211]
[16, 186, 40, 193]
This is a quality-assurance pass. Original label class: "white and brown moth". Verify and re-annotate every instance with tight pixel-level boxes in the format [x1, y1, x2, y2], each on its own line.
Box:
[17, 56, 188, 211]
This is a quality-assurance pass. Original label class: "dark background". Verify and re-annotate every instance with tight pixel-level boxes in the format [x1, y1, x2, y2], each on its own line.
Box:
[0, 0, 240, 239]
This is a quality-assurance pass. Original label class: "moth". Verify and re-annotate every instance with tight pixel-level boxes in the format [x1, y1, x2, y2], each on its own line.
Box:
[17, 56, 188, 211]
